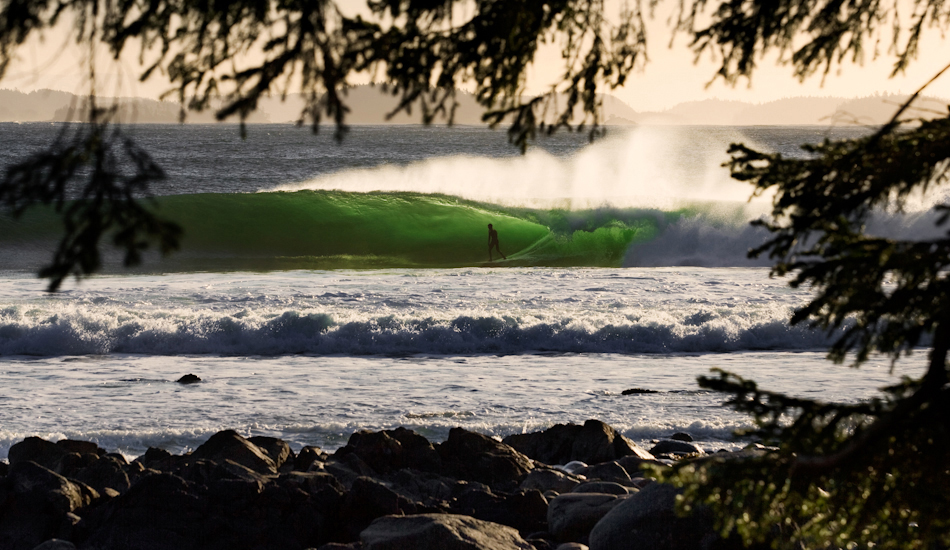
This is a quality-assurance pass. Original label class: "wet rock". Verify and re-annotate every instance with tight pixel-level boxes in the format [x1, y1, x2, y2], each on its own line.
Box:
[326, 451, 377, 490]
[336, 430, 404, 475]
[574, 462, 630, 484]
[570, 482, 630, 495]
[7, 461, 88, 514]
[503, 424, 580, 466]
[588, 483, 717, 550]
[573, 420, 652, 466]
[558, 461, 588, 475]
[361, 513, 535, 550]
[294, 445, 326, 472]
[340, 476, 418, 539]
[503, 488, 549, 533]
[620, 388, 658, 395]
[135, 447, 178, 472]
[521, 468, 583, 494]
[206, 477, 265, 505]
[279, 471, 344, 496]
[217, 458, 271, 484]
[438, 428, 534, 492]
[72, 455, 131, 495]
[386, 468, 460, 508]
[556, 544, 590, 550]
[630, 477, 654, 489]
[451, 486, 506, 522]
[670, 432, 693, 442]
[80, 473, 207, 550]
[339, 427, 442, 475]
[176, 374, 201, 384]
[190, 430, 277, 475]
[248, 436, 294, 471]
[82, 469, 332, 550]
[449, 486, 548, 533]
[504, 421, 654, 467]
[8, 438, 81, 476]
[548, 493, 627, 543]
[614, 455, 665, 477]
[648, 440, 704, 457]
[0, 461, 90, 550]
[55, 440, 103, 457]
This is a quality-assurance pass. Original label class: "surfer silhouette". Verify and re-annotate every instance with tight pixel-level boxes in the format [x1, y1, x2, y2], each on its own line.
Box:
[488, 223, 506, 261]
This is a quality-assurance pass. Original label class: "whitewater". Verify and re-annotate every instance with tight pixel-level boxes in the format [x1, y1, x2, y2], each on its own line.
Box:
[0, 122, 928, 461]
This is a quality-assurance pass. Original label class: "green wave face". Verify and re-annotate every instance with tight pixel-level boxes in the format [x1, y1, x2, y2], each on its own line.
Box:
[1, 190, 666, 271]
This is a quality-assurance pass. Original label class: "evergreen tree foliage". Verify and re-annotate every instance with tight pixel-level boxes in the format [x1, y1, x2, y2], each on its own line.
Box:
[1, 2, 950, 545]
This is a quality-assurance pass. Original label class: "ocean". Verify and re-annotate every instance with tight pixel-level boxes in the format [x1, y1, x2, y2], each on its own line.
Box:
[0, 122, 927, 461]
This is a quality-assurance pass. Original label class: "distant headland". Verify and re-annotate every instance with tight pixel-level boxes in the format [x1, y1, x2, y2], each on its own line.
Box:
[1, 86, 945, 126]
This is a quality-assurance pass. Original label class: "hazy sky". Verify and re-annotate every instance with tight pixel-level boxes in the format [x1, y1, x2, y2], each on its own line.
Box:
[3, 1, 949, 111]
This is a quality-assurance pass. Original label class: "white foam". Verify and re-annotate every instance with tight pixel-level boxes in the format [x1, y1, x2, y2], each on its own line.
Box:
[266, 126, 771, 210]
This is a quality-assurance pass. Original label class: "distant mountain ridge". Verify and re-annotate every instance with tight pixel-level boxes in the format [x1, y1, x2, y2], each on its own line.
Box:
[0, 87, 945, 126]
[638, 94, 948, 125]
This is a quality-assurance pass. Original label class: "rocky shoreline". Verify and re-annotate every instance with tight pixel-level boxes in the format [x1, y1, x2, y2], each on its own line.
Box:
[0, 419, 757, 550]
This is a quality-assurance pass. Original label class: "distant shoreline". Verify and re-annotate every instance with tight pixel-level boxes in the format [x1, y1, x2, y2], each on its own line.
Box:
[2, 86, 945, 126]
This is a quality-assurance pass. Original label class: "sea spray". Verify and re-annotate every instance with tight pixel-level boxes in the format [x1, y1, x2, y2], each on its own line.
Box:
[269, 125, 769, 209]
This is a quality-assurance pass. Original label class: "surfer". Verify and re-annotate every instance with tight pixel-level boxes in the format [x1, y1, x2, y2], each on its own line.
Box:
[488, 223, 506, 261]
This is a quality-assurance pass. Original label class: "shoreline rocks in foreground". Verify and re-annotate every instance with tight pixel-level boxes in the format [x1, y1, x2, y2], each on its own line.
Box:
[0, 420, 755, 550]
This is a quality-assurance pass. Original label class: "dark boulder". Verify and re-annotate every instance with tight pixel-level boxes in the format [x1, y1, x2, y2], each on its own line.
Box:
[336, 431, 402, 475]
[571, 482, 630, 496]
[588, 483, 718, 550]
[548, 493, 627, 543]
[247, 436, 294, 471]
[325, 451, 377, 490]
[621, 388, 658, 395]
[574, 461, 631, 485]
[190, 430, 277, 475]
[181, 457, 272, 487]
[385, 468, 462, 509]
[337, 427, 441, 475]
[8, 438, 83, 477]
[55, 440, 103, 457]
[6, 461, 89, 515]
[503, 424, 580, 466]
[438, 428, 534, 492]
[504, 421, 654, 467]
[613, 455, 666, 477]
[0, 461, 90, 550]
[278, 471, 344, 496]
[293, 446, 326, 472]
[80, 473, 208, 550]
[340, 476, 418, 540]
[450, 485, 549, 534]
[648, 440, 704, 457]
[504, 489, 549, 533]
[520, 468, 583, 494]
[360, 513, 535, 550]
[670, 432, 693, 442]
[573, 420, 653, 466]
[72, 455, 131, 495]
[135, 447, 179, 472]
[81, 471, 330, 550]
[176, 374, 201, 384]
